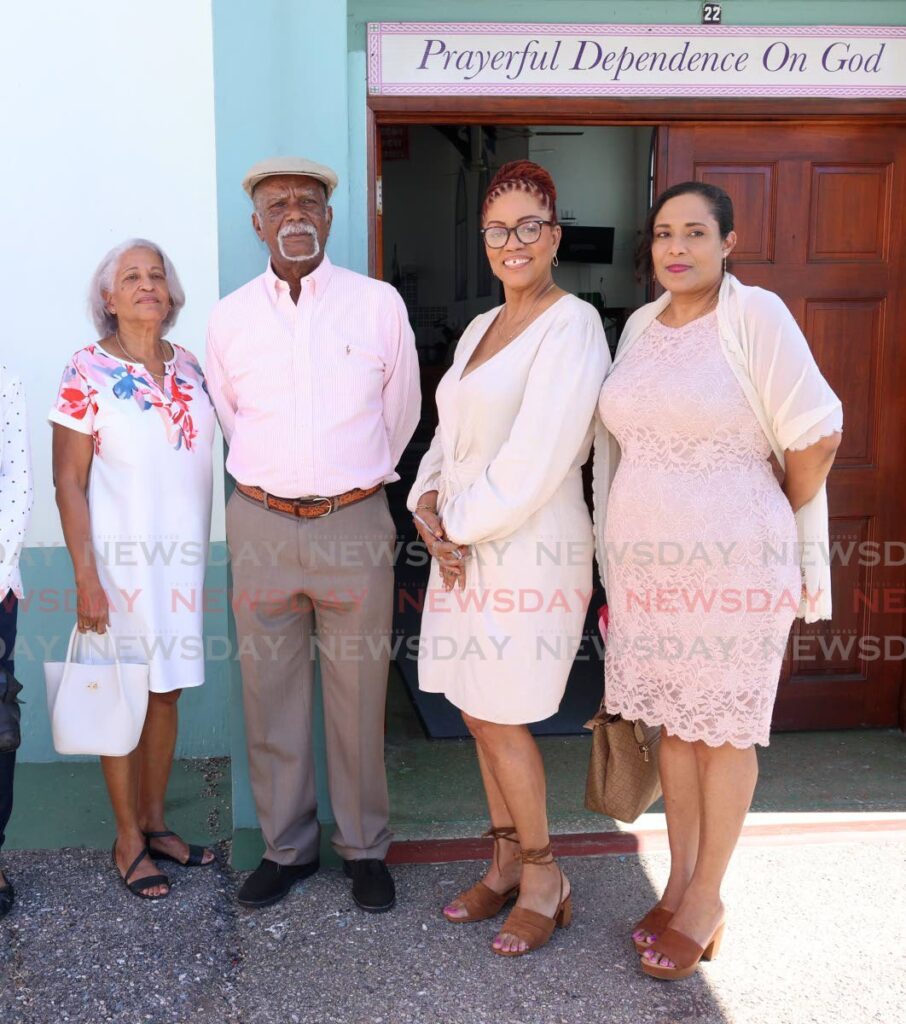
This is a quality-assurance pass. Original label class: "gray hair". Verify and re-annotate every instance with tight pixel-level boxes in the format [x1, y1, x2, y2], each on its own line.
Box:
[87, 238, 186, 337]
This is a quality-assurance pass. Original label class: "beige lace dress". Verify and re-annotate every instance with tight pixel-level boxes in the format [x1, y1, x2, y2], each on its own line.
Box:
[598, 310, 835, 748]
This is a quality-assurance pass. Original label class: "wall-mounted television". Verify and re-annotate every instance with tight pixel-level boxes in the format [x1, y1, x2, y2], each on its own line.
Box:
[558, 225, 614, 264]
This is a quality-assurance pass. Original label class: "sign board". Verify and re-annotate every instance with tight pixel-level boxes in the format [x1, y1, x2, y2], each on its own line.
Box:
[367, 23, 906, 98]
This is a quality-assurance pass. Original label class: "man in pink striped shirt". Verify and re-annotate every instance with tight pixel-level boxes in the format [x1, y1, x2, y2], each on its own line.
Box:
[206, 156, 420, 912]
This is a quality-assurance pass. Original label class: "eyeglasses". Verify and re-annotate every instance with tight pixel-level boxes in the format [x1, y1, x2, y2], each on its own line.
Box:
[480, 220, 553, 249]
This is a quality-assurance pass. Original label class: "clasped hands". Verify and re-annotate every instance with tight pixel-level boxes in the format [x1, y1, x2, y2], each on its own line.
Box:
[412, 505, 469, 592]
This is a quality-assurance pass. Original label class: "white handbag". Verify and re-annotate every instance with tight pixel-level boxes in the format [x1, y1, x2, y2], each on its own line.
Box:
[44, 625, 150, 757]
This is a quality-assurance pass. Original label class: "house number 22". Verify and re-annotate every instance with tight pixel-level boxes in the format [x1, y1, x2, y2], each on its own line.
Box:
[702, 3, 722, 23]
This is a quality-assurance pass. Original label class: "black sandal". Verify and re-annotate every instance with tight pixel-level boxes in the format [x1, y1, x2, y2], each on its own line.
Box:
[112, 841, 170, 900]
[144, 830, 215, 867]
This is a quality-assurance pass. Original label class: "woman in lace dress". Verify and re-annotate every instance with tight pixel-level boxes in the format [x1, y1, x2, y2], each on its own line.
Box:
[595, 183, 842, 980]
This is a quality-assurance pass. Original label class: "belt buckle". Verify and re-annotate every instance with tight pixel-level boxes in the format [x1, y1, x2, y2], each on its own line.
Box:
[301, 495, 335, 518]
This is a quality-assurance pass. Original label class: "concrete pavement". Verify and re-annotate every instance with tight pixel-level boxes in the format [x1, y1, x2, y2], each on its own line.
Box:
[1, 833, 904, 1024]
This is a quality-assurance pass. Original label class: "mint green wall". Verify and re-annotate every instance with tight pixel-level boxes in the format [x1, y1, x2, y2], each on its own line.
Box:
[348, 0, 905, 39]
[15, 545, 231, 762]
[212, 0, 353, 296]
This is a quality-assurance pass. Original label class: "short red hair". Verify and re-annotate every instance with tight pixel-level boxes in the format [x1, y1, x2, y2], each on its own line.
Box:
[481, 160, 558, 224]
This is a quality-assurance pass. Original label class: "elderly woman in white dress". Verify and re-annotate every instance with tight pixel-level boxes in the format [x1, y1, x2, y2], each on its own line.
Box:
[409, 161, 609, 957]
[50, 240, 215, 900]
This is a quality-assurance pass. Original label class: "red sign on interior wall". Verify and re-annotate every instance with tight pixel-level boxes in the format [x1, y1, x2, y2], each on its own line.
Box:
[381, 126, 410, 161]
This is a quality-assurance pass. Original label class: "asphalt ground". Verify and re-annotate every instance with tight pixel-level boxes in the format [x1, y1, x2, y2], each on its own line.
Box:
[1, 836, 903, 1024]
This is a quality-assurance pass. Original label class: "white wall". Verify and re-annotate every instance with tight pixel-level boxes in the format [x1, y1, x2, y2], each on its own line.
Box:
[529, 126, 653, 309]
[0, 0, 223, 545]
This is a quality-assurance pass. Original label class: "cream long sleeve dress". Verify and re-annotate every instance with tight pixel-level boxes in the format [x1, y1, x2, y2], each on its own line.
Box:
[407, 294, 610, 725]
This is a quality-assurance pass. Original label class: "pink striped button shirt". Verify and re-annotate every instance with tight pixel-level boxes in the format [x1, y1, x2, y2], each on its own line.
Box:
[205, 257, 420, 497]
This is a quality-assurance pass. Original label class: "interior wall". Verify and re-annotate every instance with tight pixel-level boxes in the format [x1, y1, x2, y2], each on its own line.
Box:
[529, 126, 653, 310]
[382, 126, 528, 354]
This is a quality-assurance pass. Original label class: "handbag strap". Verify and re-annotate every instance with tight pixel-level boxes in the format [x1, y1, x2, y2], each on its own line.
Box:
[631, 719, 657, 762]
[61, 624, 125, 692]
[64, 623, 121, 661]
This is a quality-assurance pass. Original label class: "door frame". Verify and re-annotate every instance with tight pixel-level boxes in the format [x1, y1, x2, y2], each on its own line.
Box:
[367, 94, 906, 730]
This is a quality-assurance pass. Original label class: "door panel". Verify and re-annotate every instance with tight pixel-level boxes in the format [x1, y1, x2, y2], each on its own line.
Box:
[697, 164, 776, 262]
[660, 124, 906, 730]
[805, 298, 883, 468]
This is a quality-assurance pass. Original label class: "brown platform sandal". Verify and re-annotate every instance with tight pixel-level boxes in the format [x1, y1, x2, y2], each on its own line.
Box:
[491, 842, 572, 957]
[442, 826, 520, 923]
[639, 922, 725, 981]
[632, 904, 675, 953]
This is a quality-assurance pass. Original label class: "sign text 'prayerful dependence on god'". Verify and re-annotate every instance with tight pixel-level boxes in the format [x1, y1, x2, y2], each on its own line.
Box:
[367, 24, 906, 97]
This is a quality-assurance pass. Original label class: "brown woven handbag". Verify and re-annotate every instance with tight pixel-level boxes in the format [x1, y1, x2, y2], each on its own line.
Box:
[584, 702, 662, 823]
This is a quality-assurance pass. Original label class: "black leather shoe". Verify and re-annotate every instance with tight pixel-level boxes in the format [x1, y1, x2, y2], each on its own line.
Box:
[0, 880, 14, 920]
[343, 858, 395, 913]
[237, 857, 319, 909]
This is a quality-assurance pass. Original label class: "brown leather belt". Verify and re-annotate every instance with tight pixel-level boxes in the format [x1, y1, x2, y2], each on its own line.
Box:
[236, 482, 382, 519]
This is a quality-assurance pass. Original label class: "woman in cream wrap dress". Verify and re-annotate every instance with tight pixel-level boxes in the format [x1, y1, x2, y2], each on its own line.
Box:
[408, 160, 608, 958]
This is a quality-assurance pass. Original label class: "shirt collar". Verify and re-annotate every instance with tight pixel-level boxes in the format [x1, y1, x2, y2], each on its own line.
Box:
[264, 255, 334, 302]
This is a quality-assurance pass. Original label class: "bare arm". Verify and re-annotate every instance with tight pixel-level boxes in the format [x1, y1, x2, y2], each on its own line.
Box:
[52, 424, 109, 633]
[782, 432, 842, 513]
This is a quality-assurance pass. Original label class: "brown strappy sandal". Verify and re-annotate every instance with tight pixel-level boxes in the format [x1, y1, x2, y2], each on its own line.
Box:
[632, 904, 675, 953]
[442, 826, 520, 923]
[640, 922, 725, 980]
[491, 842, 572, 957]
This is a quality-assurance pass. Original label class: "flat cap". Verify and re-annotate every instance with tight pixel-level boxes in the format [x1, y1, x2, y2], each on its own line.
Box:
[242, 156, 339, 199]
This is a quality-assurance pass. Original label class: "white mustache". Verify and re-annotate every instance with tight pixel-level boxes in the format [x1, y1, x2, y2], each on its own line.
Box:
[277, 222, 320, 262]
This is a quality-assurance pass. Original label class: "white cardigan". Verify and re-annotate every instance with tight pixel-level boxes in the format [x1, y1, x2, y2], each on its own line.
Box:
[593, 273, 843, 623]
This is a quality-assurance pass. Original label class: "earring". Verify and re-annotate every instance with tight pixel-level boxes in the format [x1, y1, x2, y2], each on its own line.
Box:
[722, 255, 727, 275]
[552, 253, 559, 268]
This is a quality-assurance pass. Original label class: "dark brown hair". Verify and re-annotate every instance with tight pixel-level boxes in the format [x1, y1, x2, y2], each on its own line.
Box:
[636, 181, 734, 278]
[481, 160, 558, 224]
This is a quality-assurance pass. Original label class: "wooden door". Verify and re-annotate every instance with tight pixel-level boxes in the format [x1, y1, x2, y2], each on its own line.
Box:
[659, 124, 906, 730]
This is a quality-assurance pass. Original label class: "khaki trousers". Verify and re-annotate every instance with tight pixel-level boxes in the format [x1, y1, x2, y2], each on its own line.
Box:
[226, 488, 396, 864]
